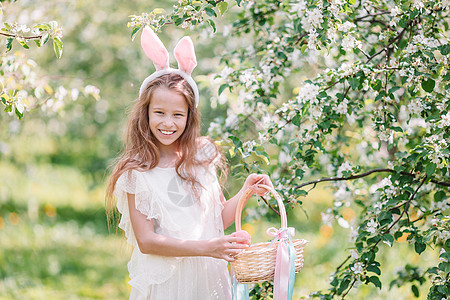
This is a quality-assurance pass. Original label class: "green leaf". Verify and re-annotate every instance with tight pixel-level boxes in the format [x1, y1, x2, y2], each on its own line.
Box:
[218, 84, 229, 95]
[40, 33, 49, 45]
[382, 234, 394, 247]
[389, 86, 401, 94]
[15, 107, 23, 119]
[434, 190, 446, 202]
[347, 0, 355, 5]
[19, 40, 29, 49]
[369, 276, 382, 289]
[218, 1, 228, 15]
[372, 79, 382, 91]
[347, 77, 359, 90]
[421, 78, 435, 93]
[367, 264, 381, 275]
[414, 241, 426, 254]
[207, 19, 216, 32]
[131, 26, 141, 41]
[6, 37, 13, 52]
[439, 44, 450, 55]
[394, 231, 403, 240]
[205, 7, 217, 17]
[52, 37, 63, 58]
[292, 114, 301, 127]
[34, 23, 50, 31]
[391, 126, 403, 132]
[425, 163, 436, 177]
[411, 285, 419, 297]
[337, 278, 350, 294]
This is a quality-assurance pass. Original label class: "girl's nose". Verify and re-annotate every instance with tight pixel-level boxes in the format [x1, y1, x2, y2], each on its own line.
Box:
[161, 117, 174, 126]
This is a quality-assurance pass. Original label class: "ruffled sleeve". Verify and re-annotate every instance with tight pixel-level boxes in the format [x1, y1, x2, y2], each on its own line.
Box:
[114, 169, 179, 294]
[114, 169, 161, 247]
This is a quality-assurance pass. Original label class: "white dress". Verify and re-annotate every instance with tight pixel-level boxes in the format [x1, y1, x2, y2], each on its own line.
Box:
[114, 143, 232, 300]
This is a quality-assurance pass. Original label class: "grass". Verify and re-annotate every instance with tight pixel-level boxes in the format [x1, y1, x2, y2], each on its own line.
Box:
[0, 205, 130, 300]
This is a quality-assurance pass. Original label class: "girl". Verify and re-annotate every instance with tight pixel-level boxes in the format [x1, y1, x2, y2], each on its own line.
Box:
[105, 27, 273, 300]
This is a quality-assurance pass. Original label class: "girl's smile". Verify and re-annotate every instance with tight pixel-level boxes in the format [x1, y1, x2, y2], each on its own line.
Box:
[148, 87, 188, 152]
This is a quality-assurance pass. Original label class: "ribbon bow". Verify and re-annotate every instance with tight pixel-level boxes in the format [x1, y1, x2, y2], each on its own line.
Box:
[266, 227, 297, 300]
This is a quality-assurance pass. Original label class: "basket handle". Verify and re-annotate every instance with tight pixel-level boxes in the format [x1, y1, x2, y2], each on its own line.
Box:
[235, 184, 287, 232]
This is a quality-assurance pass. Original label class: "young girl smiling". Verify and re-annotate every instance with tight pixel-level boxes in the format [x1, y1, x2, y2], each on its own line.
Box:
[106, 28, 272, 300]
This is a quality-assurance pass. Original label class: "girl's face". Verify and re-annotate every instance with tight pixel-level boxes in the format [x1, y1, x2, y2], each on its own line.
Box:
[148, 87, 188, 152]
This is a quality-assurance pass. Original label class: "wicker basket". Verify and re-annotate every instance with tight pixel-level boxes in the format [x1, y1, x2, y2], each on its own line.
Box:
[230, 184, 308, 284]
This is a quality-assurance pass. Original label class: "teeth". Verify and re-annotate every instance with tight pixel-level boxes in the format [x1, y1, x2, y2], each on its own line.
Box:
[160, 130, 175, 135]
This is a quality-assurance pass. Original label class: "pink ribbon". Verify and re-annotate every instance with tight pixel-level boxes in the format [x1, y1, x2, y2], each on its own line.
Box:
[266, 227, 296, 300]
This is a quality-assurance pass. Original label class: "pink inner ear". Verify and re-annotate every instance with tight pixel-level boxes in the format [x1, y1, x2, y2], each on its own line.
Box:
[141, 27, 169, 71]
[174, 37, 197, 75]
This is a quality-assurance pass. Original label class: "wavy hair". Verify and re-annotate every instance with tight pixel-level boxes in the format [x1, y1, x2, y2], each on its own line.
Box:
[105, 73, 227, 222]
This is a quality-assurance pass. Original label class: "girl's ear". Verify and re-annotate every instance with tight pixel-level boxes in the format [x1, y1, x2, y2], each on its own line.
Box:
[173, 36, 197, 75]
[141, 27, 169, 71]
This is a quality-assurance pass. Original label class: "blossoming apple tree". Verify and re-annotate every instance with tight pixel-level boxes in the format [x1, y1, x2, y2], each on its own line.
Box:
[129, 0, 449, 298]
[0, 1, 99, 120]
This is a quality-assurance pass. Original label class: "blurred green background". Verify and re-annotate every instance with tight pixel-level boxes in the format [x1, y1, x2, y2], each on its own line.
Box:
[0, 1, 434, 299]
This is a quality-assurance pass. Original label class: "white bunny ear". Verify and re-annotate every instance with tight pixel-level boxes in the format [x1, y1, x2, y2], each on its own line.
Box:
[140, 27, 169, 71]
[173, 36, 197, 75]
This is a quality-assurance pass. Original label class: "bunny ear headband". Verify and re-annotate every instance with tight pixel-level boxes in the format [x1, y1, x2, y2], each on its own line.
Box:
[139, 27, 199, 107]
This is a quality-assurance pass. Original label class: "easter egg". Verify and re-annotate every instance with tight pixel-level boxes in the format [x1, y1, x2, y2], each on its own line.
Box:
[232, 230, 252, 245]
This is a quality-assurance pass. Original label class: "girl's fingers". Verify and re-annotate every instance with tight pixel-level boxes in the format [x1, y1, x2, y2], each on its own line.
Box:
[226, 237, 251, 248]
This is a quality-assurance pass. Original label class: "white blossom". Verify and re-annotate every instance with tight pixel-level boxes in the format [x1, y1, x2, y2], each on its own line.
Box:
[413, 0, 425, 11]
[15, 99, 25, 114]
[337, 161, 353, 177]
[297, 83, 319, 104]
[290, 0, 307, 15]
[349, 226, 358, 242]
[338, 217, 350, 228]
[309, 105, 323, 119]
[438, 112, 450, 128]
[351, 262, 364, 274]
[239, 69, 256, 89]
[327, 27, 338, 43]
[391, 6, 402, 16]
[350, 249, 359, 259]
[225, 113, 238, 128]
[336, 99, 348, 114]
[366, 219, 378, 234]
[306, 8, 323, 29]
[442, 0, 450, 9]
[337, 21, 356, 33]
[321, 211, 333, 226]
[220, 66, 233, 79]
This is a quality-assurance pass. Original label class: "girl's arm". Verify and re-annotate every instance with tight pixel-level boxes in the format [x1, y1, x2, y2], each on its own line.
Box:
[221, 173, 273, 230]
[127, 193, 248, 262]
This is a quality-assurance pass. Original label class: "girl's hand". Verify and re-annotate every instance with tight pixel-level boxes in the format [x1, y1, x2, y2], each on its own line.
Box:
[244, 173, 274, 196]
[204, 235, 250, 262]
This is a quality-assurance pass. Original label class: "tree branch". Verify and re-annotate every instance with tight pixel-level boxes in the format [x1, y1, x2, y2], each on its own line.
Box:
[294, 168, 450, 190]
[259, 195, 281, 217]
[354, 11, 389, 22]
[366, 20, 412, 63]
[0, 32, 43, 40]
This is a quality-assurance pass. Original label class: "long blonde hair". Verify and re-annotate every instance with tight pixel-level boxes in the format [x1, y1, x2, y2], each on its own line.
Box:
[105, 73, 226, 222]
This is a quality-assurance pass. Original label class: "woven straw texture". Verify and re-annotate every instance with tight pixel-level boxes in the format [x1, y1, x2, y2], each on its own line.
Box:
[230, 184, 308, 284]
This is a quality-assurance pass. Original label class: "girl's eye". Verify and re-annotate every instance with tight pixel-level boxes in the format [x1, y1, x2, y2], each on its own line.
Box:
[175, 114, 184, 117]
